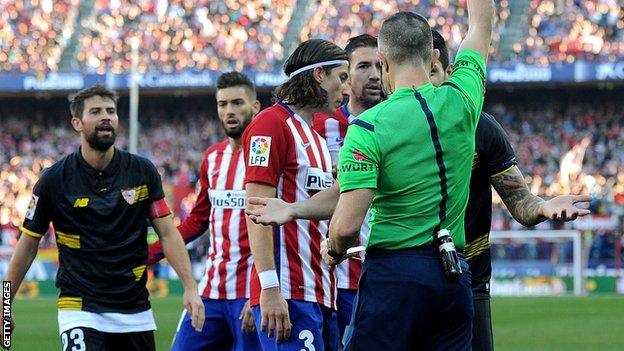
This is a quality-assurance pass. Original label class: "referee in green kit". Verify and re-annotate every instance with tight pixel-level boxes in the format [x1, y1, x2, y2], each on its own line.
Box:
[321, 1, 494, 349]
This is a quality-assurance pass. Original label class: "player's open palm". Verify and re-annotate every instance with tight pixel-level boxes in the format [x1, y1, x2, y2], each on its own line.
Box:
[183, 289, 205, 332]
[260, 287, 292, 342]
[540, 194, 592, 221]
[246, 197, 295, 226]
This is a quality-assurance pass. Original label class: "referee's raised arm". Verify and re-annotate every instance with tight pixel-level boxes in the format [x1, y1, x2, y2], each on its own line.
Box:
[458, 0, 495, 59]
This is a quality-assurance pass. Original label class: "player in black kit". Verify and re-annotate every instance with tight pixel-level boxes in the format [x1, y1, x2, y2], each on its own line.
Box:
[5, 85, 205, 351]
[431, 29, 591, 350]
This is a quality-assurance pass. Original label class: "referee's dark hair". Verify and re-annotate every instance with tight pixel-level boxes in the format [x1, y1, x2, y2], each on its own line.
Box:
[217, 71, 257, 100]
[274, 39, 348, 109]
[344, 34, 378, 60]
[379, 11, 433, 66]
[432, 29, 450, 70]
[69, 84, 118, 119]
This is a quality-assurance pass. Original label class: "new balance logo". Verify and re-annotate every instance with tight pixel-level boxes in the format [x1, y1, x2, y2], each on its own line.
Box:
[73, 198, 89, 208]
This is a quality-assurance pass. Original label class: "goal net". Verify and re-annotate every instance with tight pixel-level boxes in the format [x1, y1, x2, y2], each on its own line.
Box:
[489, 230, 585, 296]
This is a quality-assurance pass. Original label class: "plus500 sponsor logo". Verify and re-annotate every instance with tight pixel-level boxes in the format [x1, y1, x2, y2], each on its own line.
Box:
[209, 190, 247, 209]
[305, 168, 333, 191]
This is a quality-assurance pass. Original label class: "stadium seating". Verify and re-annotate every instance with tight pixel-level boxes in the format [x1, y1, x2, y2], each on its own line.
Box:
[0, 0, 78, 73]
[513, 0, 624, 65]
[299, 0, 510, 60]
[77, 0, 296, 73]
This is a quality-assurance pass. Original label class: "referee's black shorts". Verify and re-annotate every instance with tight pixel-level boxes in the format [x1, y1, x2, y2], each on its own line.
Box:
[343, 246, 473, 350]
[60, 327, 155, 351]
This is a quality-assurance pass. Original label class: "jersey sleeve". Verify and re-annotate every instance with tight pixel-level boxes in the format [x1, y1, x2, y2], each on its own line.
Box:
[148, 152, 212, 264]
[337, 118, 380, 192]
[20, 170, 55, 239]
[144, 159, 171, 219]
[444, 49, 487, 119]
[243, 114, 289, 187]
[477, 114, 518, 176]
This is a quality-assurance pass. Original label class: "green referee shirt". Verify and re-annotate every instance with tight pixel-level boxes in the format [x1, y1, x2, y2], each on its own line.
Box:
[338, 49, 486, 250]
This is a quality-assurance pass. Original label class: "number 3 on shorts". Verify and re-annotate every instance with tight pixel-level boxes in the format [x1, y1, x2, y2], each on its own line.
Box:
[298, 329, 316, 351]
[62, 328, 86, 351]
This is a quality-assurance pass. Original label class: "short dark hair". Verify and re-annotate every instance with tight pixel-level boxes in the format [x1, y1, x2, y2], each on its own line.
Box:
[432, 29, 450, 69]
[344, 34, 378, 59]
[379, 12, 432, 66]
[69, 84, 118, 119]
[274, 39, 348, 109]
[216, 71, 257, 99]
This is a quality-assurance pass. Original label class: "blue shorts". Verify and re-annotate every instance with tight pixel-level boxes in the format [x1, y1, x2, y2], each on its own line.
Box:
[343, 247, 473, 351]
[336, 289, 356, 341]
[171, 298, 261, 351]
[252, 300, 339, 351]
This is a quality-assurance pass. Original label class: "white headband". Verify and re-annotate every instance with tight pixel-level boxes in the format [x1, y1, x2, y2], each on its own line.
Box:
[288, 60, 349, 78]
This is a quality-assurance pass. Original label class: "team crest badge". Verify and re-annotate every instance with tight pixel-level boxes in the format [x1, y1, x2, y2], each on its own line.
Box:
[121, 188, 137, 205]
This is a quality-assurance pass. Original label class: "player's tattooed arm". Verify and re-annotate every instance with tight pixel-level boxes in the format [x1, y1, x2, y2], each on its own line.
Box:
[491, 166, 545, 226]
[491, 166, 591, 226]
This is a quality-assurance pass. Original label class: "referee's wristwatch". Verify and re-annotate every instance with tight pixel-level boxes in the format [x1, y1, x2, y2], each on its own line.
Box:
[327, 240, 346, 260]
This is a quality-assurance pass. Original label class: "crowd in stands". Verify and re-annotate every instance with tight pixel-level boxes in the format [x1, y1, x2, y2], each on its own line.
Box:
[1, 91, 623, 266]
[77, 0, 295, 74]
[2, 0, 623, 74]
[300, 0, 510, 62]
[0, 0, 78, 74]
[515, 0, 624, 65]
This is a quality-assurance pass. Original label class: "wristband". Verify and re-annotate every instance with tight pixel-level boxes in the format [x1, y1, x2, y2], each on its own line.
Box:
[258, 270, 280, 290]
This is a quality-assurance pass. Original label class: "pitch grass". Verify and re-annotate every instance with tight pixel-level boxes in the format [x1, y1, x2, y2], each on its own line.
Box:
[8, 295, 624, 350]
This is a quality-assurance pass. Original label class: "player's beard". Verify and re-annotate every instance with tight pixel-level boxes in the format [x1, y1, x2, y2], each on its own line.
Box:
[223, 110, 253, 139]
[86, 125, 117, 152]
[356, 84, 383, 109]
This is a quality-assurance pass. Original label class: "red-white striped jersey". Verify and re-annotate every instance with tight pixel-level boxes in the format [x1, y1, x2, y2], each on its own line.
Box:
[243, 101, 336, 309]
[313, 105, 370, 290]
[148, 139, 252, 300]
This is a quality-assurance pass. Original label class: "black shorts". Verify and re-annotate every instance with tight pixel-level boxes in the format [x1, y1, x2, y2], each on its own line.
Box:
[60, 327, 155, 351]
[473, 297, 494, 351]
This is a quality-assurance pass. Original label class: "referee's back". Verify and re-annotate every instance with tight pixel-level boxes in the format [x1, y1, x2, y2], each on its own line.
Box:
[338, 49, 487, 251]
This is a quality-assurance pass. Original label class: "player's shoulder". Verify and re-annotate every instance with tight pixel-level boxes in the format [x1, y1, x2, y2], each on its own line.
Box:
[123, 149, 158, 172]
[38, 153, 70, 183]
[477, 112, 508, 137]
[251, 103, 290, 126]
[205, 139, 229, 155]
[352, 99, 391, 130]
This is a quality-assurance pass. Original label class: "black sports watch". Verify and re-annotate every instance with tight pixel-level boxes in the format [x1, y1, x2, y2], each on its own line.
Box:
[327, 241, 346, 260]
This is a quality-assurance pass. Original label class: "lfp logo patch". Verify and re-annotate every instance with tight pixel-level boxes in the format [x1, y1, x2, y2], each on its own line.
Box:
[249, 136, 271, 167]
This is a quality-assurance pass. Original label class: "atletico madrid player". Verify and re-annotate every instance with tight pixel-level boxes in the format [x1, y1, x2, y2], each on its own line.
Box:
[148, 72, 262, 351]
[242, 39, 349, 350]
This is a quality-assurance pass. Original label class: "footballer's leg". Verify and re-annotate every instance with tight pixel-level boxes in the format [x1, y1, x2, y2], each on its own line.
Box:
[110, 330, 155, 351]
[224, 299, 261, 351]
[60, 327, 108, 351]
[473, 296, 494, 351]
[171, 298, 232, 351]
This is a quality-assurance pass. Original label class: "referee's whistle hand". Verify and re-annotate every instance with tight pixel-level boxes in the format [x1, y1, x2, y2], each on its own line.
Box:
[260, 287, 292, 342]
[183, 290, 205, 332]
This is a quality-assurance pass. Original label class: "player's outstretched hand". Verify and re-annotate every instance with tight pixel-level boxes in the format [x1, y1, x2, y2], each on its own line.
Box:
[540, 195, 592, 221]
[259, 287, 291, 343]
[239, 300, 256, 334]
[183, 289, 205, 332]
[246, 197, 296, 226]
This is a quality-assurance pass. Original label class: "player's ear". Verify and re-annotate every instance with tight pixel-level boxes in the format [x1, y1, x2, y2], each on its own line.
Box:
[312, 66, 325, 84]
[252, 100, 261, 116]
[71, 116, 83, 133]
[431, 49, 440, 71]
[446, 63, 454, 76]
[377, 51, 389, 73]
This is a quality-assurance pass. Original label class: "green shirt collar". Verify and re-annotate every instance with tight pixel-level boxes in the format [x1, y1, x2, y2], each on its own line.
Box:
[391, 83, 434, 98]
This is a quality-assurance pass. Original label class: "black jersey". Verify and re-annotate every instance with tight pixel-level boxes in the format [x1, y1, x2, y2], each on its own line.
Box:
[464, 112, 517, 297]
[20, 148, 169, 313]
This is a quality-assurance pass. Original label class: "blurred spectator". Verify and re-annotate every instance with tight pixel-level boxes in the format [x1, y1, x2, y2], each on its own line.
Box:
[300, 0, 510, 62]
[77, 0, 295, 73]
[0, 0, 79, 74]
[514, 0, 624, 65]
